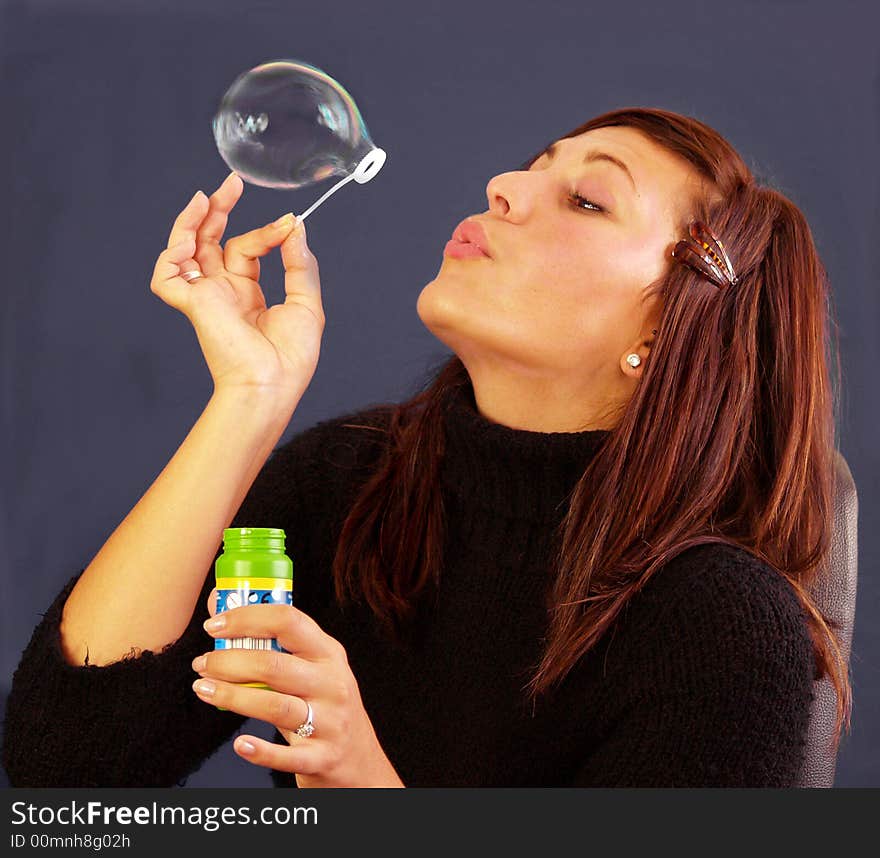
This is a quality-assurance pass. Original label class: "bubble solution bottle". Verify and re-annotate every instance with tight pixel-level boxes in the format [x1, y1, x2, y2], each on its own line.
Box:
[214, 527, 293, 693]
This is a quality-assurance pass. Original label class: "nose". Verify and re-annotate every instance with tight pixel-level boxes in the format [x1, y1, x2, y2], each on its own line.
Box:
[485, 146, 549, 220]
[486, 169, 533, 220]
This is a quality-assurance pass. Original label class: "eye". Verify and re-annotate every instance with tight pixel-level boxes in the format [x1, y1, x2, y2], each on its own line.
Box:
[569, 191, 604, 213]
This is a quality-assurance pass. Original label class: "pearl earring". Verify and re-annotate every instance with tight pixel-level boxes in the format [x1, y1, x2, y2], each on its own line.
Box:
[626, 354, 641, 368]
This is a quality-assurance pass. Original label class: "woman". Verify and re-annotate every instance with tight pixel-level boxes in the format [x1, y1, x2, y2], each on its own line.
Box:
[2, 107, 851, 787]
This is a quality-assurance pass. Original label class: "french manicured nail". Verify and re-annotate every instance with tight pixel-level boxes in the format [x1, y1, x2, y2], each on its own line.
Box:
[204, 616, 226, 632]
[191, 655, 207, 672]
[273, 213, 295, 229]
[292, 216, 306, 245]
[193, 679, 215, 697]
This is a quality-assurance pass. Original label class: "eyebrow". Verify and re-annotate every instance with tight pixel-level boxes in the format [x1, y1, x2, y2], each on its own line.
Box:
[543, 141, 638, 194]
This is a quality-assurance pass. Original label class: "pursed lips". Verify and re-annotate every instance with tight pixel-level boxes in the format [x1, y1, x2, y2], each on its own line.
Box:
[451, 219, 493, 258]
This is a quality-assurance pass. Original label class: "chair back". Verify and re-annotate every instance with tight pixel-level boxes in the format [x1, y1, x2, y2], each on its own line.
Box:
[796, 449, 858, 787]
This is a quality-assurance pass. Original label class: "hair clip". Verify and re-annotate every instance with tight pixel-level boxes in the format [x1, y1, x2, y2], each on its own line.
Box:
[671, 220, 739, 289]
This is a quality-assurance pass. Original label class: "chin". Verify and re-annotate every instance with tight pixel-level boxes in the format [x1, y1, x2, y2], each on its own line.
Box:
[417, 276, 450, 325]
[416, 279, 475, 353]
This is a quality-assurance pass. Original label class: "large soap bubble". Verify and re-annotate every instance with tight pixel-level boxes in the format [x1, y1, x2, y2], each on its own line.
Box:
[212, 59, 386, 223]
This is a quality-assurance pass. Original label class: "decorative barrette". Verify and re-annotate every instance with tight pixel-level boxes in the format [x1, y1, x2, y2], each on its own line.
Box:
[671, 220, 739, 289]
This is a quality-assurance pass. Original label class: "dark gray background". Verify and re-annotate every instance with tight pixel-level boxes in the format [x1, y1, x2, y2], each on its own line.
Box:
[1, 0, 876, 787]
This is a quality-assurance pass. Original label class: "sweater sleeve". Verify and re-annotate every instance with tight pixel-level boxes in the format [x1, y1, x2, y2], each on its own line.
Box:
[568, 546, 816, 787]
[1, 411, 346, 788]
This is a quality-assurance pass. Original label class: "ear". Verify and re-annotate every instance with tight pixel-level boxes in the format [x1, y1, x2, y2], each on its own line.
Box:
[621, 327, 658, 377]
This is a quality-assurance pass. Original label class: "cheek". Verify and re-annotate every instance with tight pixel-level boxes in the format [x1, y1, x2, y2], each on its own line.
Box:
[614, 237, 669, 287]
[530, 236, 623, 309]
[561, 225, 666, 311]
[533, 238, 656, 347]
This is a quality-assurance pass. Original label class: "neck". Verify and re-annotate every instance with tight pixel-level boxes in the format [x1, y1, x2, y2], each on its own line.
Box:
[462, 360, 623, 432]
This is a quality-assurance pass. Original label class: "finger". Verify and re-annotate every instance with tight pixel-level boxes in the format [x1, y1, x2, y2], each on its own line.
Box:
[206, 587, 218, 618]
[224, 212, 298, 280]
[204, 604, 341, 661]
[279, 218, 325, 322]
[191, 678, 321, 742]
[192, 648, 326, 699]
[166, 190, 209, 251]
[233, 733, 325, 776]
[194, 172, 244, 277]
[150, 237, 198, 312]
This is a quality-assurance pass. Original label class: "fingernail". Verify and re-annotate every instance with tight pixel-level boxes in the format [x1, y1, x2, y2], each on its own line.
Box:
[192, 655, 207, 672]
[204, 616, 226, 632]
[193, 679, 215, 697]
[273, 213, 295, 229]
[238, 739, 256, 755]
[188, 190, 202, 205]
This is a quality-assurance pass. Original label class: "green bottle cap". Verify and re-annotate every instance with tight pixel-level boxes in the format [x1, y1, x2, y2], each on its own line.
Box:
[215, 527, 293, 581]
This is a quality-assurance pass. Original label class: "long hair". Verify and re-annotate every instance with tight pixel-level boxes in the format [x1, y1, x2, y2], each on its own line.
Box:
[330, 107, 851, 748]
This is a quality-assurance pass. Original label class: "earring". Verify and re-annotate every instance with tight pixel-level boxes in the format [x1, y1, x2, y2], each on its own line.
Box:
[626, 354, 641, 368]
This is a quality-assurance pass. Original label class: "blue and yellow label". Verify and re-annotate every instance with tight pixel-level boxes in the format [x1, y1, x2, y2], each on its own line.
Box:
[214, 578, 293, 655]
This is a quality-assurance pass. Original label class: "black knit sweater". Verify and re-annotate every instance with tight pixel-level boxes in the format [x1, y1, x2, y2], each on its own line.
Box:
[2, 380, 815, 787]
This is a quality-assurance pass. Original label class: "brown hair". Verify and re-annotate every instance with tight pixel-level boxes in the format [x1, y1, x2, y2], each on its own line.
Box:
[330, 107, 851, 748]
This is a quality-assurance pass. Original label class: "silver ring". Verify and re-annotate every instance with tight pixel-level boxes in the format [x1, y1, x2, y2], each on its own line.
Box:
[294, 701, 315, 738]
[181, 269, 204, 282]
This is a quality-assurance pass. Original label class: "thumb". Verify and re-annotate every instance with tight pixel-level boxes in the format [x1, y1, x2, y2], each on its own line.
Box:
[279, 217, 323, 307]
[206, 587, 218, 618]
[279, 216, 311, 269]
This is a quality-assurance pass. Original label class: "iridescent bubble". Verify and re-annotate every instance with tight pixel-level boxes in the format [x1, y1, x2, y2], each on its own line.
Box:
[212, 59, 386, 222]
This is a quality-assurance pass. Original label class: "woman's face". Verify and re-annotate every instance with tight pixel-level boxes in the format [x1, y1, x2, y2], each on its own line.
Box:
[417, 125, 712, 429]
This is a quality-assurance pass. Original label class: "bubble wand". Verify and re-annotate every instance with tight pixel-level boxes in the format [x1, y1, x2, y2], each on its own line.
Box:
[212, 58, 386, 224]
